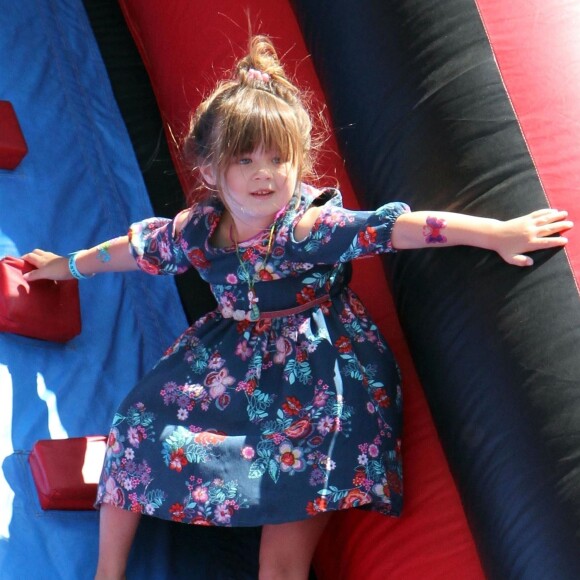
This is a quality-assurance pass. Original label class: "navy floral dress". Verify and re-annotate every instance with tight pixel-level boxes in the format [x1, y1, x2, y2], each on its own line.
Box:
[96, 184, 410, 526]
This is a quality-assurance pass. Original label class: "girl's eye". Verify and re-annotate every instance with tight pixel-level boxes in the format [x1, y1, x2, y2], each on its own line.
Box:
[272, 157, 282, 165]
[238, 158, 252, 165]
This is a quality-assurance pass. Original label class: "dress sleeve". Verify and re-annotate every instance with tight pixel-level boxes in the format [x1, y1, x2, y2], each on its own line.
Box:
[295, 192, 411, 264]
[128, 205, 214, 275]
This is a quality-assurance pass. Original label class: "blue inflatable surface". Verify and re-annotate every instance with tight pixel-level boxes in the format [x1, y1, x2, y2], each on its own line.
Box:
[0, 1, 191, 577]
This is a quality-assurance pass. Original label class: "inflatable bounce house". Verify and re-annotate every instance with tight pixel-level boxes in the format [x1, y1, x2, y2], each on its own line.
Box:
[1, 0, 579, 578]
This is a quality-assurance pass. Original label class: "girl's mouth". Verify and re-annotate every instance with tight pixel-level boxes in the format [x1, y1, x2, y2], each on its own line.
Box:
[251, 189, 274, 197]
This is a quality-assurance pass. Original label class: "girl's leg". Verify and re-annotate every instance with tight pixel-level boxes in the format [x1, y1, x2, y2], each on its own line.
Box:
[95, 504, 141, 580]
[259, 512, 332, 580]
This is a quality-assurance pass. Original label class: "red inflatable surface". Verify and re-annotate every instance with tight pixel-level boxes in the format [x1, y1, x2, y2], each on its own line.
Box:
[476, 0, 580, 276]
[117, 0, 488, 577]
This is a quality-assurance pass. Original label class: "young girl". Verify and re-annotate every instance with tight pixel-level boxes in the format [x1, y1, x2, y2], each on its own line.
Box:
[23, 36, 572, 580]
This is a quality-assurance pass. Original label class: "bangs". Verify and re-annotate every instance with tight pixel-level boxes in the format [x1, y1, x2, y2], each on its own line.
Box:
[216, 90, 306, 170]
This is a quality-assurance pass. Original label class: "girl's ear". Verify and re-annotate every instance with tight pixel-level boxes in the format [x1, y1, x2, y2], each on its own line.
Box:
[200, 164, 217, 186]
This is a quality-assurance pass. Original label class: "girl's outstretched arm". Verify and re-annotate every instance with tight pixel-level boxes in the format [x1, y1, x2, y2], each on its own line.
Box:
[22, 236, 139, 281]
[391, 208, 573, 266]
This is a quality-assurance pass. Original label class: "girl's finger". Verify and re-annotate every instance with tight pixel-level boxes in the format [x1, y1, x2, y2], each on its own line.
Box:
[530, 208, 560, 219]
[510, 254, 534, 267]
[538, 220, 573, 235]
[536, 210, 569, 224]
[21, 253, 39, 265]
[532, 235, 568, 247]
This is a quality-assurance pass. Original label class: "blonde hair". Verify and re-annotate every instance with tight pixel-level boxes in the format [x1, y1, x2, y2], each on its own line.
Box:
[183, 36, 318, 198]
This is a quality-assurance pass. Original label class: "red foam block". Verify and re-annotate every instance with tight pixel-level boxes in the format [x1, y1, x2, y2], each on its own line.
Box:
[0, 257, 82, 342]
[0, 100, 28, 169]
[29, 436, 107, 510]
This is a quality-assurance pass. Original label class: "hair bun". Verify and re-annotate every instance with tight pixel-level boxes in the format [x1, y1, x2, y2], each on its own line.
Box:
[236, 36, 294, 93]
[245, 68, 271, 84]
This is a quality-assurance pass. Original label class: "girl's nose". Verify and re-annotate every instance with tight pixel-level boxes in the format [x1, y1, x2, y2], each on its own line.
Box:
[253, 163, 272, 178]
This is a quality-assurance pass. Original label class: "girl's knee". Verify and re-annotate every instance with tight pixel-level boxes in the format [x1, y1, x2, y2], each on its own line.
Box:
[258, 558, 310, 580]
[259, 514, 332, 580]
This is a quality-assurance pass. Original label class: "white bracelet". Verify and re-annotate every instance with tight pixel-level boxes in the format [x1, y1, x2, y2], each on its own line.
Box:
[68, 252, 93, 280]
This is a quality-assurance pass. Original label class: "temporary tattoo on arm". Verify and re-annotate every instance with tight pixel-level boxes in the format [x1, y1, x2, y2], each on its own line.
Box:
[423, 216, 448, 244]
[96, 240, 112, 263]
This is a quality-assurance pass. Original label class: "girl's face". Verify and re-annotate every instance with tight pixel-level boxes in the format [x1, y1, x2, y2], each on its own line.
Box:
[205, 147, 298, 234]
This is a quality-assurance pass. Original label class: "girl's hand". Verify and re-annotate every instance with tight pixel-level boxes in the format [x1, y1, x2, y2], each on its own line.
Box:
[493, 209, 573, 266]
[21, 249, 72, 281]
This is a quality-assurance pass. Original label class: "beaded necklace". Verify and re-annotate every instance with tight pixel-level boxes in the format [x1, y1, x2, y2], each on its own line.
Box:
[230, 221, 277, 321]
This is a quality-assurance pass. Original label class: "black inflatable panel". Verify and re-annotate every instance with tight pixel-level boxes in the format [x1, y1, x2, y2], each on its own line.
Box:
[292, 0, 580, 577]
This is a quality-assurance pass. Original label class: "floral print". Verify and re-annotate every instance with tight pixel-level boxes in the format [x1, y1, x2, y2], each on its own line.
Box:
[96, 185, 409, 526]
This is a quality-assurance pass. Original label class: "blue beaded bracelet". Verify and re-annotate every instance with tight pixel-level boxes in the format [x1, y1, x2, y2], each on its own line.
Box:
[68, 252, 93, 280]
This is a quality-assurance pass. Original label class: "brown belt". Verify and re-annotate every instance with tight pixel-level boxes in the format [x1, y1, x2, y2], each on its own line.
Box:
[259, 294, 331, 319]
